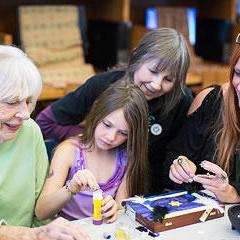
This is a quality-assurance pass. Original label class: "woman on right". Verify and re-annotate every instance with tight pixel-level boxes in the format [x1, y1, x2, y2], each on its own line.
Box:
[167, 35, 240, 203]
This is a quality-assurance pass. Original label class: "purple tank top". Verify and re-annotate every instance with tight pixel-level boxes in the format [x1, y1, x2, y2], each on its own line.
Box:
[59, 143, 127, 220]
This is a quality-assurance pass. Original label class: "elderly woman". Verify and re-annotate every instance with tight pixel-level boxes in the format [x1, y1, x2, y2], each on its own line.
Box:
[0, 45, 89, 240]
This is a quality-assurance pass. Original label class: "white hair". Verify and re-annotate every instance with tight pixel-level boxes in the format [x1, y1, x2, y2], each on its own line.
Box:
[0, 45, 42, 112]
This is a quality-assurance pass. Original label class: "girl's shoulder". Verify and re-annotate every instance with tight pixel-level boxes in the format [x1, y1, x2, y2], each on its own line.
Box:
[49, 138, 81, 168]
[54, 138, 81, 156]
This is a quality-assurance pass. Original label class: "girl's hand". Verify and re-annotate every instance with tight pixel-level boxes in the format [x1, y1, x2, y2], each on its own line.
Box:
[193, 160, 239, 203]
[101, 195, 118, 223]
[169, 156, 197, 184]
[67, 169, 99, 193]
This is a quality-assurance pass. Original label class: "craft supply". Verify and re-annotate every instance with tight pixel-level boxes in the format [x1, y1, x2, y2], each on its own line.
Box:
[116, 228, 125, 240]
[103, 232, 112, 239]
[115, 222, 131, 240]
[152, 206, 168, 222]
[92, 189, 103, 225]
[200, 207, 213, 222]
[135, 226, 160, 238]
[122, 191, 224, 232]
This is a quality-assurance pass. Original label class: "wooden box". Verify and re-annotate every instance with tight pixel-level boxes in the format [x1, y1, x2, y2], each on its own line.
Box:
[123, 191, 224, 233]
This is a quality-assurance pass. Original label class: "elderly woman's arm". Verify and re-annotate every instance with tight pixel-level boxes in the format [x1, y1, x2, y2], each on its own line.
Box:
[0, 217, 90, 240]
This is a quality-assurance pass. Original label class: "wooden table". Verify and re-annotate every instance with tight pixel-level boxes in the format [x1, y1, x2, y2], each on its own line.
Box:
[75, 205, 237, 240]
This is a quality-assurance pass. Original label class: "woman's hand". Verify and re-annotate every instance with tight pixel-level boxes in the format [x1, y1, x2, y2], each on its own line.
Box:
[169, 156, 197, 184]
[101, 195, 118, 223]
[67, 169, 99, 193]
[193, 160, 240, 203]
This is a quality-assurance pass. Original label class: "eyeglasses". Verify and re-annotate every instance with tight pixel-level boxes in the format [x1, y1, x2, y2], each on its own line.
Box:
[236, 33, 240, 44]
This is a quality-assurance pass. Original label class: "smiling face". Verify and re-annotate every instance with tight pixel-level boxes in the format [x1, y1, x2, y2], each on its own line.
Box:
[133, 60, 175, 100]
[0, 98, 31, 143]
[232, 58, 240, 107]
[94, 108, 129, 151]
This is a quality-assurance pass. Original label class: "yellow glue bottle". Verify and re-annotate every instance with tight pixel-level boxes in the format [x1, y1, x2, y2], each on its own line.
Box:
[92, 189, 103, 225]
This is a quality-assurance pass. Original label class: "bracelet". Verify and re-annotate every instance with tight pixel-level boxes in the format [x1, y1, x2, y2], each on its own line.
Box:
[0, 219, 7, 226]
[65, 182, 75, 197]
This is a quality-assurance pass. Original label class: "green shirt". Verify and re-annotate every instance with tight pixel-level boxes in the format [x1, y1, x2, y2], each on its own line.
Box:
[0, 119, 49, 227]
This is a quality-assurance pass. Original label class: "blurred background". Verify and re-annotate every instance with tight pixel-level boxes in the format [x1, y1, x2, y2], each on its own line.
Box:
[0, 0, 239, 107]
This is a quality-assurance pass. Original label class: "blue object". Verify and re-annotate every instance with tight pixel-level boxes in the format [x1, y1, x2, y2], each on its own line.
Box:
[44, 139, 58, 160]
[187, 8, 196, 45]
[145, 7, 196, 45]
[148, 231, 160, 237]
[146, 8, 158, 30]
[103, 232, 112, 239]
[136, 226, 160, 237]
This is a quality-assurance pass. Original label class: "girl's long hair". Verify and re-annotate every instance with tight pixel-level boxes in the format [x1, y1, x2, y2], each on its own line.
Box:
[215, 45, 240, 174]
[79, 79, 149, 196]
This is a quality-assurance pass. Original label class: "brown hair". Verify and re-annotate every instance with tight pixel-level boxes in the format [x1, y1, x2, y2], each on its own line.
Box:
[215, 45, 240, 174]
[80, 79, 149, 196]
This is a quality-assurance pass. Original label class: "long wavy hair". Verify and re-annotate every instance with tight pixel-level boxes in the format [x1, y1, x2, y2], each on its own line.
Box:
[79, 79, 149, 196]
[215, 45, 240, 174]
[123, 27, 190, 115]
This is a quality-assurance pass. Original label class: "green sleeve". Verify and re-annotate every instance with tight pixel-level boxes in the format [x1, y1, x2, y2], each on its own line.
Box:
[35, 128, 49, 199]
[32, 123, 51, 226]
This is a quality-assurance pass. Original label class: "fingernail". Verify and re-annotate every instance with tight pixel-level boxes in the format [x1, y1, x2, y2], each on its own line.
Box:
[188, 178, 193, 183]
[200, 162, 204, 168]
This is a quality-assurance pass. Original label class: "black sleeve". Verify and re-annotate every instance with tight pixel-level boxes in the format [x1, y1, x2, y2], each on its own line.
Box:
[170, 87, 193, 138]
[51, 71, 124, 125]
[163, 87, 221, 189]
[148, 88, 193, 194]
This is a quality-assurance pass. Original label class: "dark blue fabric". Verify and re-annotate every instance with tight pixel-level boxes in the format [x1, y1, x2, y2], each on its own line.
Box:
[44, 139, 58, 161]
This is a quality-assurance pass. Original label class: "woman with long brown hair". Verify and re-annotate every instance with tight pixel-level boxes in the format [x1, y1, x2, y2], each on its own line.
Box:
[168, 34, 240, 203]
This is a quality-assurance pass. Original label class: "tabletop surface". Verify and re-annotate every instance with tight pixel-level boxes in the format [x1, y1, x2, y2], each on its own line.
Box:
[74, 205, 239, 240]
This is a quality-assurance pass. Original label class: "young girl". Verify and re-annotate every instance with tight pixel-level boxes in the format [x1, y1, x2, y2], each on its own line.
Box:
[35, 80, 149, 223]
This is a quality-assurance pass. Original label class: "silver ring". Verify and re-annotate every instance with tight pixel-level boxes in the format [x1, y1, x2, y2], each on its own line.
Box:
[219, 174, 228, 181]
[177, 157, 183, 165]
